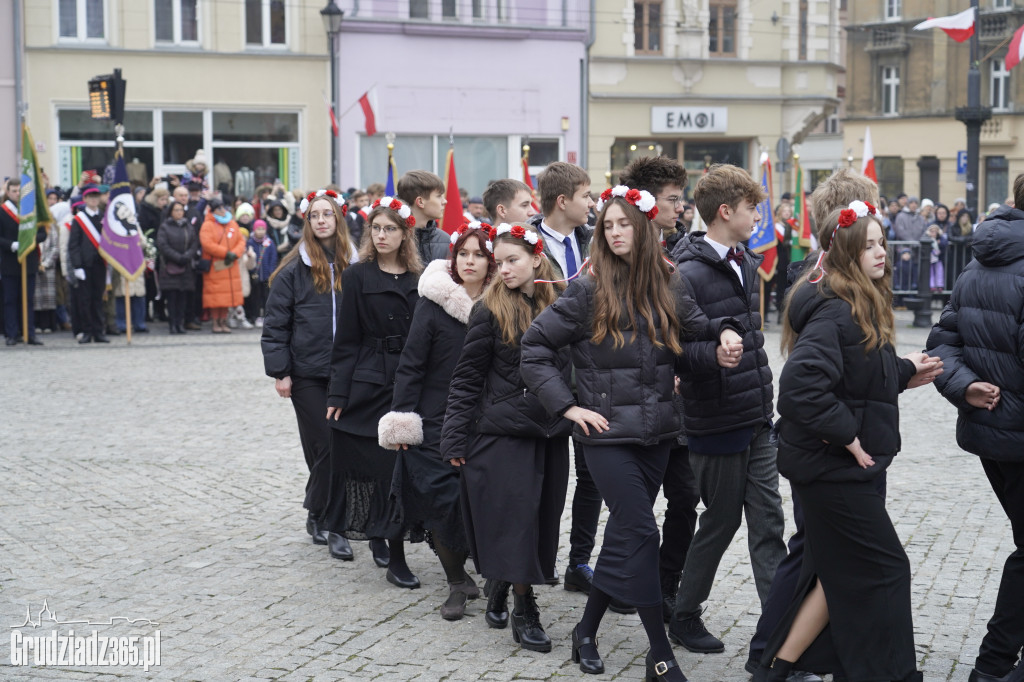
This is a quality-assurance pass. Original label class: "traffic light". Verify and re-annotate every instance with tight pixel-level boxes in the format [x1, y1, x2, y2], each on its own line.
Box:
[88, 69, 126, 124]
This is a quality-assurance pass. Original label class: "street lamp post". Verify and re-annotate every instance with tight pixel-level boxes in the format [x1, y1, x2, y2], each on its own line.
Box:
[955, 0, 991, 219]
[320, 0, 344, 186]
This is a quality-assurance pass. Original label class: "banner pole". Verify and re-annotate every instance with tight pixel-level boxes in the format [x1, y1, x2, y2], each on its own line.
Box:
[124, 291, 132, 345]
[21, 261, 28, 343]
[760, 277, 766, 331]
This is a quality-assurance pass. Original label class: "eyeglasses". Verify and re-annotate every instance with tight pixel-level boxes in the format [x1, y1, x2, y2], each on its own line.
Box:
[307, 211, 335, 221]
[659, 195, 685, 206]
[369, 224, 401, 235]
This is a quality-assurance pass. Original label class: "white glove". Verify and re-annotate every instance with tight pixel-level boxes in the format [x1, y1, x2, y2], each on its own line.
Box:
[74, 268, 86, 281]
[10, 241, 17, 252]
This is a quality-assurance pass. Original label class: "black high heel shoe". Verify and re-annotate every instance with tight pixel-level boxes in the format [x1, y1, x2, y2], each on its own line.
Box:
[646, 651, 687, 681]
[571, 625, 604, 674]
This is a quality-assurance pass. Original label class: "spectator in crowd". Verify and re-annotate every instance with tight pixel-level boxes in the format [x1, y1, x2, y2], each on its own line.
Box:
[157, 201, 198, 334]
[930, 203, 953, 235]
[199, 198, 246, 333]
[919, 198, 935, 223]
[246, 219, 277, 327]
[893, 196, 927, 242]
[952, 208, 975, 237]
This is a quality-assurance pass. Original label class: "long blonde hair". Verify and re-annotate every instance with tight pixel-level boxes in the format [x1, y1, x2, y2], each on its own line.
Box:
[269, 196, 353, 293]
[483, 225, 560, 345]
[590, 197, 682, 354]
[781, 208, 894, 355]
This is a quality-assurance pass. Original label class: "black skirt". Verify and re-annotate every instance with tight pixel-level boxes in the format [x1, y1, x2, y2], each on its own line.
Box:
[762, 478, 920, 682]
[459, 433, 570, 585]
[389, 442, 467, 552]
[320, 431, 403, 540]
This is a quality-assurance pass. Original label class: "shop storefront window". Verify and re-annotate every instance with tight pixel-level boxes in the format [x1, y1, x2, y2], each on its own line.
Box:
[452, 136, 508, 196]
[682, 140, 746, 175]
[59, 110, 152, 142]
[213, 112, 298, 143]
[610, 139, 681, 183]
[163, 111, 203, 165]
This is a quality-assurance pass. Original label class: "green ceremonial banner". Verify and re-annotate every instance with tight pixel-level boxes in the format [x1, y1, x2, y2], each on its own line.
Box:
[19, 124, 52, 263]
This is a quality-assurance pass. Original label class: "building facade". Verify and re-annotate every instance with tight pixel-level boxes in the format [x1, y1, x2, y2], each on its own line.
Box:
[844, 0, 1024, 210]
[331, 0, 588, 196]
[22, 0, 333, 195]
[587, 0, 844, 200]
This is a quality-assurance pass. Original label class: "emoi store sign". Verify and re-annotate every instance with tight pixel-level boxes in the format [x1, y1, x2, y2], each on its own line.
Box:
[651, 107, 728, 134]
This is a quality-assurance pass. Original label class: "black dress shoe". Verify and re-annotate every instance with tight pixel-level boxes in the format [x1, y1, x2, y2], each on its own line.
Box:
[564, 564, 593, 593]
[668, 610, 724, 653]
[175, 324, 187, 334]
[134, 327, 149, 333]
[968, 666, 1023, 682]
[5, 338, 17, 346]
[93, 335, 110, 343]
[545, 567, 560, 585]
[27, 338, 43, 345]
[385, 568, 420, 589]
[646, 651, 687, 681]
[484, 579, 510, 629]
[107, 328, 122, 336]
[306, 513, 328, 544]
[327, 532, 353, 560]
[78, 335, 93, 344]
[369, 538, 390, 567]
[571, 625, 604, 674]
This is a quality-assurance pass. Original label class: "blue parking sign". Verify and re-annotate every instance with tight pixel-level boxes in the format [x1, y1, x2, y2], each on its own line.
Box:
[957, 151, 968, 175]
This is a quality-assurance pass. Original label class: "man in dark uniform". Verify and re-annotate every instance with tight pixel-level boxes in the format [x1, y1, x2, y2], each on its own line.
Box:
[0, 178, 43, 345]
[68, 185, 109, 344]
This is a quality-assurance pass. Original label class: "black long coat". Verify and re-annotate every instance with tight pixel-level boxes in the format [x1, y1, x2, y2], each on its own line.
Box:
[777, 282, 916, 484]
[521, 272, 718, 446]
[0, 201, 41, 275]
[156, 217, 197, 292]
[671, 233, 773, 436]
[327, 260, 418, 437]
[68, 210, 104, 269]
[440, 296, 572, 463]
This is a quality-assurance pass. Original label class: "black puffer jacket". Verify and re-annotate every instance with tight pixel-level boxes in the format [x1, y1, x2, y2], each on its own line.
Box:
[521, 273, 718, 446]
[261, 242, 340, 380]
[927, 205, 1024, 462]
[416, 221, 450, 266]
[441, 297, 572, 462]
[776, 282, 916, 484]
[671, 233, 773, 435]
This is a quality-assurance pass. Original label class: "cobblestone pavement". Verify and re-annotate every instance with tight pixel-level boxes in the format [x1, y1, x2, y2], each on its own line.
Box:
[0, 311, 1013, 681]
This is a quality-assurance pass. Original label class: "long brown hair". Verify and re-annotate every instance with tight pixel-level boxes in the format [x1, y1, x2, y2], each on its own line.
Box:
[358, 205, 423, 275]
[590, 197, 682, 354]
[781, 208, 894, 355]
[484, 225, 560, 345]
[269, 196, 352, 293]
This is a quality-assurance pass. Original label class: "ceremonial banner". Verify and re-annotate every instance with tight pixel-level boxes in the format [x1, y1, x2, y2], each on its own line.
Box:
[99, 150, 146, 280]
[749, 153, 777, 282]
[18, 124, 51, 263]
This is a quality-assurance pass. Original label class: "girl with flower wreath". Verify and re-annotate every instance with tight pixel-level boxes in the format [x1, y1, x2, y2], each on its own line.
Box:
[377, 221, 496, 621]
[754, 203, 941, 682]
[521, 186, 733, 681]
[324, 196, 423, 583]
[440, 222, 572, 653]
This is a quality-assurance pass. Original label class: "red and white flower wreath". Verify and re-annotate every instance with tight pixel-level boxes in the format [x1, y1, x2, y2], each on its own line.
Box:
[449, 220, 494, 252]
[299, 188, 347, 215]
[809, 199, 878, 283]
[371, 196, 416, 228]
[488, 223, 544, 255]
[596, 185, 659, 221]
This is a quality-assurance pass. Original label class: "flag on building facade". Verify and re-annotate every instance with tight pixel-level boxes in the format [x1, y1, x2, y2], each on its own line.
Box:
[18, 124, 51, 263]
[861, 126, 878, 183]
[358, 90, 377, 137]
[1007, 24, 1024, 71]
[440, 146, 462, 234]
[749, 152, 777, 282]
[912, 7, 975, 42]
[99, 149, 146, 280]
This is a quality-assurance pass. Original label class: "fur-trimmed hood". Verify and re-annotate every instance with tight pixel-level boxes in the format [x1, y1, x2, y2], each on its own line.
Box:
[417, 258, 474, 324]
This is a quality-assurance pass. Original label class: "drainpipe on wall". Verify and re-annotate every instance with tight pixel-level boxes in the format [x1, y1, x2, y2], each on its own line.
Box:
[14, 0, 24, 163]
[580, 0, 595, 170]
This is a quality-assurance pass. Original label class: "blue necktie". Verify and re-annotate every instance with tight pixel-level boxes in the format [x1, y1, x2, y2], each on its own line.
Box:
[563, 235, 578, 280]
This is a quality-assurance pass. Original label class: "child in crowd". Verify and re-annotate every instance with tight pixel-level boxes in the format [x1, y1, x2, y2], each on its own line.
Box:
[247, 219, 278, 327]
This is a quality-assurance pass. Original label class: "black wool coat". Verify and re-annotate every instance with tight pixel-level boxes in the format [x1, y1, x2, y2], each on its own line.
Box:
[670, 233, 773, 436]
[927, 205, 1024, 462]
[261, 243, 341, 381]
[0, 202, 41, 275]
[156, 217, 197, 291]
[776, 282, 916, 484]
[378, 259, 476, 452]
[441, 296, 572, 462]
[521, 272, 718, 446]
[327, 260, 419, 437]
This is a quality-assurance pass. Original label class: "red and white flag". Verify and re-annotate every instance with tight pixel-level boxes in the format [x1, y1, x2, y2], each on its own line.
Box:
[358, 90, 377, 137]
[913, 7, 975, 43]
[861, 126, 877, 184]
[321, 91, 339, 137]
[1007, 24, 1024, 71]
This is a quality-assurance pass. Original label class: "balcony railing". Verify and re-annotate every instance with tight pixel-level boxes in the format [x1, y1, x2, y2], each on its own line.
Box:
[866, 26, 908, 52]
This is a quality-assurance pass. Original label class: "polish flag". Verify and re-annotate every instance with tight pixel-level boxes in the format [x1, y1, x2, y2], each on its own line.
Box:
[322, 91, 338, 137]
[912, 7, 975, 43]
[358, 90, 377, 137]
[861, 126, 877, 184]
[1007, 24, 1024, 71]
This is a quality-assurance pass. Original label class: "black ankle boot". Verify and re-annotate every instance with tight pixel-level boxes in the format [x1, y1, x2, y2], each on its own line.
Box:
[660, 570, 680, 623]
[753, 657, 794, 682]
[510, 587, 551, 652]
[368, 538, 389, 567]
[645, 650, 688, 681]
[484, 580, 510, 629]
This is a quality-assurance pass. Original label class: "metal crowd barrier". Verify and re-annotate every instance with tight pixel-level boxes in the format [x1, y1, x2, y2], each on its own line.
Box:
[889, 235, 974, 297]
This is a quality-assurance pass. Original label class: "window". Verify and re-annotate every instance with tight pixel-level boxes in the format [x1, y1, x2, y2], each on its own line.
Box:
[245, 0, 286, 47]
[634, 0, 662, 54]
[59, 0, 105, 41]
[155, 0, 198, 44]
[798, 0, 808, 60]
[881, 65, 900, 115]
[824, 113, 839, 134]
[885, 0, 901, 20]
[994, 0, 1011, 8]
[709, 0, 737, 57]
[410, 0, 428, 18]
[472, 0, 483, 19]
[442, 0, 457, 19]
[992, 59, 1010, 111]
[875, 156, 903, 200]
[985, 155, 1009, 208]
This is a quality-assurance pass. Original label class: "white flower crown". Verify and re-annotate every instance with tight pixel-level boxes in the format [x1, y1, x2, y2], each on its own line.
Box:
[299, 189, 345, 215]
[449, 220, 494, 252]
[595, 185, 658, 218]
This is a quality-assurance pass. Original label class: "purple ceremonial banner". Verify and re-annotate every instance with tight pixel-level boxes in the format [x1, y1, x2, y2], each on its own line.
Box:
[100, 150, 146, 280]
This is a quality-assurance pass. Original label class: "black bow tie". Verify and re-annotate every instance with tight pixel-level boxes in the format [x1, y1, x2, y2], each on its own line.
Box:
[726, 248, 744, 266]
